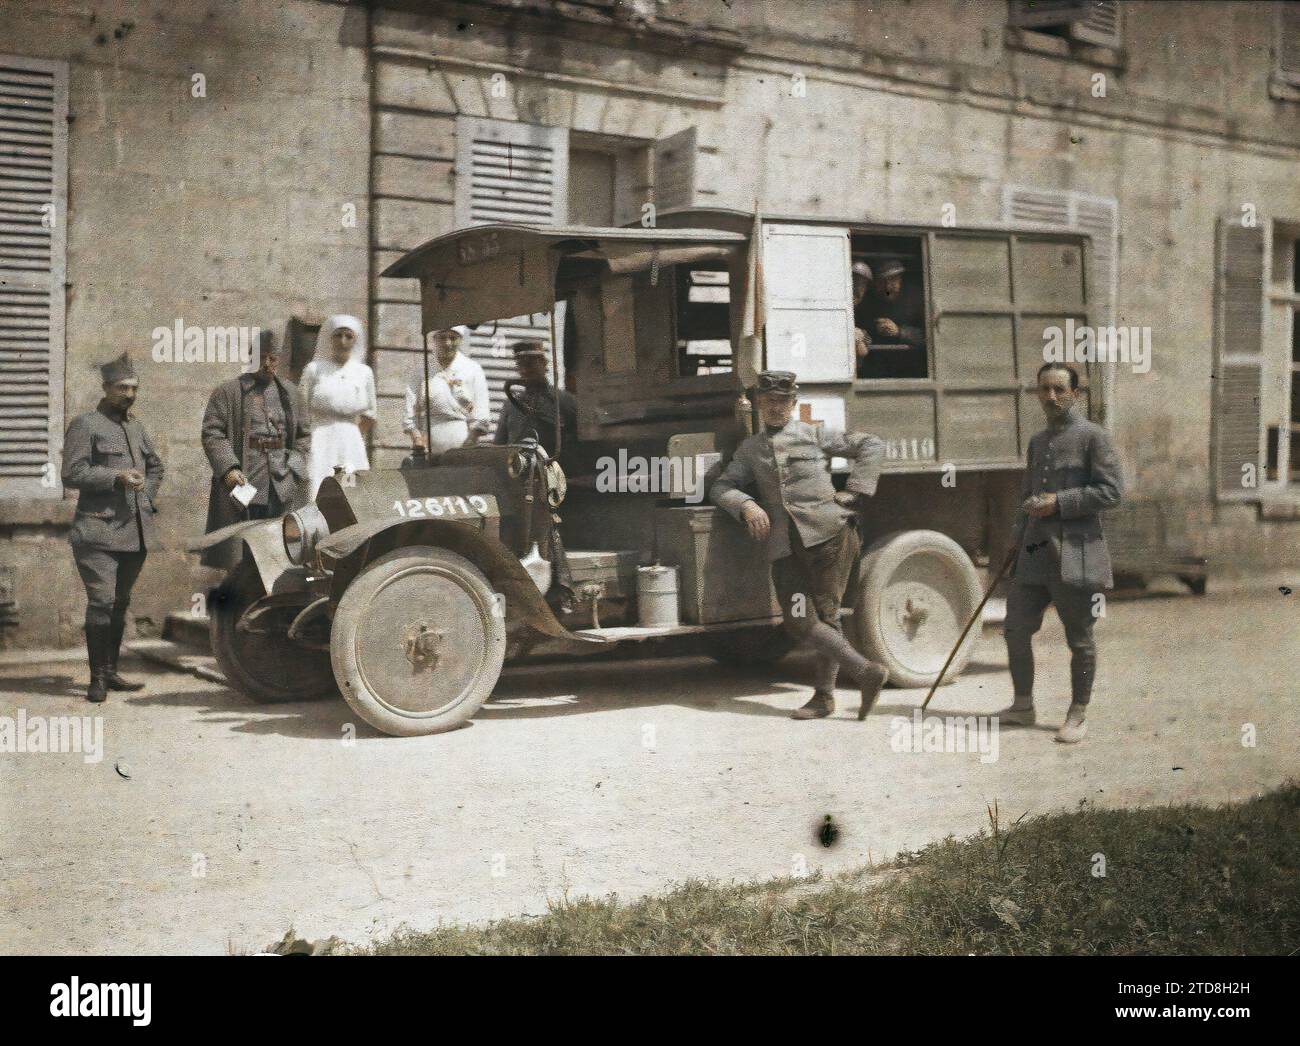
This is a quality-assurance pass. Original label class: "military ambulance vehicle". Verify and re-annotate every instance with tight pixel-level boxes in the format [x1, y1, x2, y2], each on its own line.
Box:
[191, 207, 1185, 737]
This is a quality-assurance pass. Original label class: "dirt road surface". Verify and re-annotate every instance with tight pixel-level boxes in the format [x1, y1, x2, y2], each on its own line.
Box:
[2, 586, 1296, 954]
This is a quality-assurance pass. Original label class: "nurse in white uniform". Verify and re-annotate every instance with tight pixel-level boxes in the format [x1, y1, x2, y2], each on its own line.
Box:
[402, 325, 492, 455]
[301, 314, 377, 499]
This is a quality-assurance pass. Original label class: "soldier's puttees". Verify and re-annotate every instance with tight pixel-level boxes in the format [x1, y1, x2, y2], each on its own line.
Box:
[711, 369, 891, 721]
[61, 354, 165, 702]
[1000, 362, 1124, 744]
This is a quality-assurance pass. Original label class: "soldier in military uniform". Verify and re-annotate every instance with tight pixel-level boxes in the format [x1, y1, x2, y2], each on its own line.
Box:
[493, 339, 577, 456]
[61, 354, 164, 702]
[711, 370, 890, 720]
[200, 333, 311, 571]
[1001, 362, 1123, 743]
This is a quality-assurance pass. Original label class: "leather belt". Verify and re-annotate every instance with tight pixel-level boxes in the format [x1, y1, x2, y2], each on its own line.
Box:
[247, 436, 284, 451]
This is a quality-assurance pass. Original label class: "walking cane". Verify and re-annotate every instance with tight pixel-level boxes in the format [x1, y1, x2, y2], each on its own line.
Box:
[920, 543, 1019, 712]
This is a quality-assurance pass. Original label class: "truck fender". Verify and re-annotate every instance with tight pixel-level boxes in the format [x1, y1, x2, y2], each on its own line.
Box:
[319, 517, 608, 646]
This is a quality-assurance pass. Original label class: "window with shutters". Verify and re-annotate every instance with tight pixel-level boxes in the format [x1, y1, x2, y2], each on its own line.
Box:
[1006, 0, 1124, 63]
[1263, 221, 1300, 490]
[1272, 1, 1300, 100]
[1212, 217, 1267, 502]
[452, 117, 700, 431]
[1002, 185, 1118, 426]
[0, 54, 67, 500]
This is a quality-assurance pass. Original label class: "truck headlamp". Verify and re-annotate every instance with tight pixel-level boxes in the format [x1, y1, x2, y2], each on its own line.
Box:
[283, 504, 329, 566]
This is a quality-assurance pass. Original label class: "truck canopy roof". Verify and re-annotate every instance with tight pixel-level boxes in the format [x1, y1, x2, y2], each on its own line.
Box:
[382, 223, 746, 330]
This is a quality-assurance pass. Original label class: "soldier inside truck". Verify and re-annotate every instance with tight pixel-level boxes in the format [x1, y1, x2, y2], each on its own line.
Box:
[852, 234, 928, 381]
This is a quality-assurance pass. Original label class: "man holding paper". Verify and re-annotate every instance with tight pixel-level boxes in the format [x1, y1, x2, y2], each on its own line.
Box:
[200, 331, 311, 570]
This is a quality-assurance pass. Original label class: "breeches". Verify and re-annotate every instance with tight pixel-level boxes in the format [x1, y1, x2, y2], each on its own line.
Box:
[1003, 579, 1099, 704]
[74, 547, 147, 627]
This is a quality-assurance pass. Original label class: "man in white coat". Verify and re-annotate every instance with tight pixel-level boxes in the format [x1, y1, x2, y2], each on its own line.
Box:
[403, 325, 491, 455]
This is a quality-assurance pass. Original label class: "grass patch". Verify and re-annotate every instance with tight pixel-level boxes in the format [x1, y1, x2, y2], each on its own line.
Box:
[350, 783, 1300, 955]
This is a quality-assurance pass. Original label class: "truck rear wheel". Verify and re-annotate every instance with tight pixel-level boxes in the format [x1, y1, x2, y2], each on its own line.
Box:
[210, 560, 338, 703]
[330, 546, 506, 736]
[850, 530, 982, 689]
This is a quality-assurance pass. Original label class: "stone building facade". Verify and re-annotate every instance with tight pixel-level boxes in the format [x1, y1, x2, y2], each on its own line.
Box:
[1, 0, 1298, 648]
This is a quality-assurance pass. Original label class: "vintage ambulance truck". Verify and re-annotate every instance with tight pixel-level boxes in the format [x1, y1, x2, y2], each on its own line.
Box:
[192, 207, 1174, 737]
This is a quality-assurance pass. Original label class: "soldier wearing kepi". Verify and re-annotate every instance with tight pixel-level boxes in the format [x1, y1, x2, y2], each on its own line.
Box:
[493, 339, 577, 455]
[1000, 362, 1123, 743]
[61, 354, 165, 702]
[711, 370, 890, 720]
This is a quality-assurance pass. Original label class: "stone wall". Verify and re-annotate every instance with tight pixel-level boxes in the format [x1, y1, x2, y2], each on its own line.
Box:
[0, 0, 370, 647]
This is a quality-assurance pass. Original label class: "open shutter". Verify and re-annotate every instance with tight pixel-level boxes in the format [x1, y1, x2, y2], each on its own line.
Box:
[652, 126, 697, 215]
[0, 54, 67, 499]
[1003, 185, 1117, 425]
[760, 223, 854, 384]
[454, 117, 569, 433]
[1009, 0, 1121, 49]
[1212, 218, 1267, 502]
[1278, 2, 1300, 87]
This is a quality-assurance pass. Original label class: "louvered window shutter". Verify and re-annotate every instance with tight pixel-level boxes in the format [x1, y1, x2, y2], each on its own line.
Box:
[1212, 218, 1267, 502]
[454, 117, 568, 433]
[1008, 0, 1122, 49]
[0, 55, 67, 499]
[1002, 185, 1119, 425]
[1278, 2, 1300, 87]
[1002, 186, 1118, 323]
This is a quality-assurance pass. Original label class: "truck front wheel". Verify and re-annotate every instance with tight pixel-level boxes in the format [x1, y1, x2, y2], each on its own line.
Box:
[330, 546, 506, 736]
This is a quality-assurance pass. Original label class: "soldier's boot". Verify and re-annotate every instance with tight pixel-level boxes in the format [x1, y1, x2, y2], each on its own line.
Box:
[791, 691, 835, 720]
[85, 623, 110, 704]
[802, 619, 888, 720]
[997, 695, 1036, 726]
[856, 661, 889, 721]
[105, 611, 145, 692]
[1055, 702, 1088, 744]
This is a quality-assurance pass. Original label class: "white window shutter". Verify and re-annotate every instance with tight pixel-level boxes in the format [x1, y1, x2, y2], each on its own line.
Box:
[455, 117, 568, 227]
[761, 223, 854, 383]
[1071, 1, 1121, 48]
[0, 54, 67, 498]
[454, 118, 569, 432]
[1212, 218, 1267, 502]
[1003, 185, 1118, 425]
[1008, 0, 1121, 49]
[1003, 186, 1117, 321]
[652, 126, 697, 216]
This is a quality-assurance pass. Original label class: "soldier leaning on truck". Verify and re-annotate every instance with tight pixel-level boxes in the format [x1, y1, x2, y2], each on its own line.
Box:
[711, 370, 890, 721]
[61, 354, 165, 703]
[1000, 362, 1123, 744]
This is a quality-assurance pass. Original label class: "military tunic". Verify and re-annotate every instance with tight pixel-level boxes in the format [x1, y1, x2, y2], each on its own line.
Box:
[712, 420, 884, 693]
[61, 400, 164, 624]
[492, 382, 577, 455]
[243, 378, 288, 509]
[712, 419, 883, 561]
[1005, 407, 1123, 706]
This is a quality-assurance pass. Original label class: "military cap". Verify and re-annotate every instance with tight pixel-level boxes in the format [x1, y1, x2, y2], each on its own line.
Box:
[753, 370, 798, 397]
[100, 353, 138, 386]
[878, 258, 906, 279]
[510, 339, 548, 359]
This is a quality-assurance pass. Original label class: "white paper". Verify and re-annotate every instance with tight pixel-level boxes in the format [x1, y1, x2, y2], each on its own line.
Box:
[230, 482, 257, 508]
